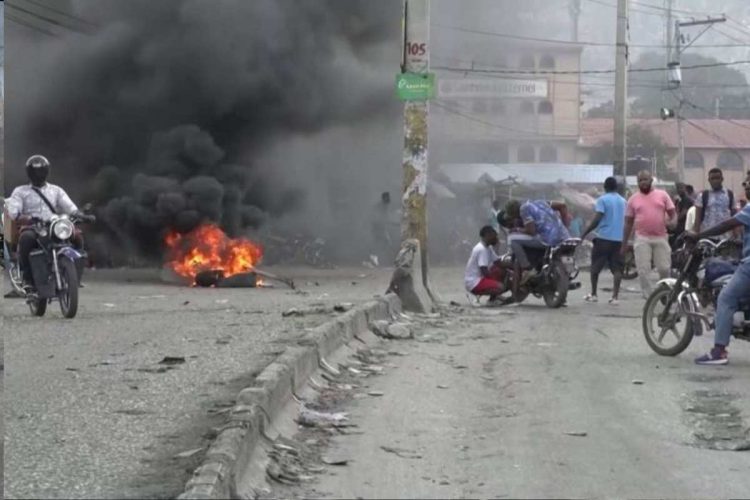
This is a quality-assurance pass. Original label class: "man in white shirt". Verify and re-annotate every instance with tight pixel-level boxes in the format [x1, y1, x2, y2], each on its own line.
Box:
[6, 155, 82, 286]
[465, 225, 506, 302]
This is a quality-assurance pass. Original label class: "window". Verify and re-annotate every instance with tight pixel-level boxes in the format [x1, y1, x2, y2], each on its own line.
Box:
[538, 100, 554, 114]
[540, 145, 558, 163]
[472, 100, 488, 113]
[685, 150, 704, 169]
[519, 54, 535, 69]
[520, 101, 535, 114]
[490, 101, 506, 115]
[540, 54, 556, 69]
[517, 145, 536, 162]
[717, 150, 744, 171]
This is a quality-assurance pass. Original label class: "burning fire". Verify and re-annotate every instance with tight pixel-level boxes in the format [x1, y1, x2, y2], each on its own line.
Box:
[165, 224, 263, 280]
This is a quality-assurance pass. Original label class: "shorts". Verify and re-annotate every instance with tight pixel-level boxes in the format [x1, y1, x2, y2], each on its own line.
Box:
[471, 277, 503, 296]
[591, 238, 623, 273]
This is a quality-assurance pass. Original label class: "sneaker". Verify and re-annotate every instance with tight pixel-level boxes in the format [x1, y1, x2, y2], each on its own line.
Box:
[584, 294, 598, 303]
[695, 348, 728, 366]
[608, 298, 620, 306]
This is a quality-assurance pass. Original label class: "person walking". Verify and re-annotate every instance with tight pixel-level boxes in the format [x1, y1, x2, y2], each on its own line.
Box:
[581, 177, 626, 305]
[621, 171, 677, 299]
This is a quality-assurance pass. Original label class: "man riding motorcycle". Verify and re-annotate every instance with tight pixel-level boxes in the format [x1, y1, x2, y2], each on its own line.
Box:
[503, 199, 571, 291]
[685, 171, 750, 365]
[6, 155, 88, 291]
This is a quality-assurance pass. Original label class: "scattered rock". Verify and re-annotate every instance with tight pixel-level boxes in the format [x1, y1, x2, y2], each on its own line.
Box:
[297, 406, 349, 428]
[321, 456, 350, 466]
[182, 301, 190, 306]
[564, 431, 588, 437]
[386, 323, 413, 339]
[334, 303, 354, 312]
[632, 379, 645, 385]
[159, 356, 186, 365]
[368, 391, 385, 397]
[437, 385, 450, 389]
[174, 448, 203, 459]
[370, 320, 390, 338]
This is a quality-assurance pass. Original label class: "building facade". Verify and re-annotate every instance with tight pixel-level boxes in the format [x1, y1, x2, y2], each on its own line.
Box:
[431, 41, 583, 166]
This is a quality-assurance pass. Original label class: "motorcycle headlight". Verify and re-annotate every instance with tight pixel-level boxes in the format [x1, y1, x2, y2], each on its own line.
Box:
[52, 219, 75, 240]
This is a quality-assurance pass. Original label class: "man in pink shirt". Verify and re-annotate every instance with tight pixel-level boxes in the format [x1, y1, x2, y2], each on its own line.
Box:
[622, 170, 677, 298]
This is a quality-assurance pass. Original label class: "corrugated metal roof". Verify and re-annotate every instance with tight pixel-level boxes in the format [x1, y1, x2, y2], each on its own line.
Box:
[439, 163, 614, 185]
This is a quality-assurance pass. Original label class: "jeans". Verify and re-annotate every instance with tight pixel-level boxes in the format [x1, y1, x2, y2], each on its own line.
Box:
[18, 229, 37, 284]
[511, 238, 547, 269]
[715, 261, 750, 347]
[633, 235, 671, 297]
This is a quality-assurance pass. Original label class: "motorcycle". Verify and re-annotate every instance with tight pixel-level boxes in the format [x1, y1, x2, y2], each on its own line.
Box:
[500, 236, 583, 308]
[4, 213, 94, 318]
[642, 238, 749, 356]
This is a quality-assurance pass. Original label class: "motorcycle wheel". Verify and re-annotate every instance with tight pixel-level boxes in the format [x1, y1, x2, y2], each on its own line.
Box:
[642, 284, 694, 356]
[58, 258, 79, 319]
[29, 296, 47, 317]
[543, 261, 569, 309]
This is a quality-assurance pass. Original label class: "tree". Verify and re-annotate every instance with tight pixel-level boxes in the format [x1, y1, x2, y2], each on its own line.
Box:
[587, 124, 676, 180]
[629, 52, 750, 119]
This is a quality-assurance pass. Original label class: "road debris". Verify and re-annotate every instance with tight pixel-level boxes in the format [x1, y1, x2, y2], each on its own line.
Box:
[297, 406, 349, 428]
[380, 445, 422, 459]
[437, 384, 450, 389]
[367, 391, 385, 397]
[321, 456, 350, 466]
[158, 356, 186, 365]
[564, 431, 588, 437]
[632, 379, 645, 385]
[174, 448, 203, 459]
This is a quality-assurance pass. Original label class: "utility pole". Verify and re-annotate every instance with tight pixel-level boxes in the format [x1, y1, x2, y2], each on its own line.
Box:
[398, 0, 434, 295]
[672, 15, 726, 182]
[569, 0, 581, 42]
[613, 0, 629, 178]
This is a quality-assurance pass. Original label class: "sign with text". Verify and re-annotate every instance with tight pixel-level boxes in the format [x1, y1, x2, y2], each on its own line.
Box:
[396, 72, 436, 101]
[438, 78, 548, 99]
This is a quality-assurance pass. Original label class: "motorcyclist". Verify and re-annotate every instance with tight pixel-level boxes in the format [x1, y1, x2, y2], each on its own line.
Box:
[6, 155, 88, 290]
[503, 199, 571, 287]
[686, 171, 750, 365]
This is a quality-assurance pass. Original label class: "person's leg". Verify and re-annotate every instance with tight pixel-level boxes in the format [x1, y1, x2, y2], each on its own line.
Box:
[696, 263, 750, 364]
[471, 277, 505, 299]
[510, 240, 532, 269]
[653, 237, 672, 281]
[588, 239, 607, 299]
[17, 230, 37, 285]
[609, 241, 624, 301]
[633, 236, 654, 298]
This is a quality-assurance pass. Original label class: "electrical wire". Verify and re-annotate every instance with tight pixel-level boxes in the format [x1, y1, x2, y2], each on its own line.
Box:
[432, 22, 748, 49]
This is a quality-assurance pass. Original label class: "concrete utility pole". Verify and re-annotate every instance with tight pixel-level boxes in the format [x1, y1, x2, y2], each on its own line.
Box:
[400, 0, 430, 278]
[613, 0, 629, 178]
[569, 0, 582, 42]
[672, 15, 727, 182]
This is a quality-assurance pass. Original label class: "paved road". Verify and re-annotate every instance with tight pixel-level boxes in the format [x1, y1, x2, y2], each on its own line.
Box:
[4, 266, 392, 499]
[272, 269, 750, 499]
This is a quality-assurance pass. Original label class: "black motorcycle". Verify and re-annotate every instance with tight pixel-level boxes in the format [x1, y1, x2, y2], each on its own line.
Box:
[642, 238, 749, 356]
[501, 237, 582, 308]
[16, 213, 94, 318]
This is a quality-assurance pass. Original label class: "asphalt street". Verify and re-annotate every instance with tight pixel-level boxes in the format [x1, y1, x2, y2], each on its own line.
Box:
[4, 266, 392, 499]
[269, 269, 750, 499]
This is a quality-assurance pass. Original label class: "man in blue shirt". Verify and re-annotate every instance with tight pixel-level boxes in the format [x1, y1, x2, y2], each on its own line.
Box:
[504, 199, 570, 285]
[688, 172, 750, 366]
[581, 177, 627, 305]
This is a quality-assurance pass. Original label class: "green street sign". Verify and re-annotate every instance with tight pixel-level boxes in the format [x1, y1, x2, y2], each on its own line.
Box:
[396, 72, 435, 101]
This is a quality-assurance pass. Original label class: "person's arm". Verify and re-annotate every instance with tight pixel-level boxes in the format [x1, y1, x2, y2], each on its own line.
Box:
[520, 204, 538, 236]
[581, 212, 604, 240]
[6, 188, 24, 220]
[693, 218, 742, 240]
[478, 247, 492, 277]
[622, 217, 634, 252]
[549, 201, 570, 227]
[56, 187, 79, 215]
[664, 191, 677, 229]
[691, 194, 704, 233]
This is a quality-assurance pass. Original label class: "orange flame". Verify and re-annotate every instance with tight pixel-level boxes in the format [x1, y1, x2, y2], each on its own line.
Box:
[164, 224, 263, 280]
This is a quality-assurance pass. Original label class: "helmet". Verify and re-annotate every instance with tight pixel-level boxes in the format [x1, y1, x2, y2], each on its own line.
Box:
[26, 155, 51, 187]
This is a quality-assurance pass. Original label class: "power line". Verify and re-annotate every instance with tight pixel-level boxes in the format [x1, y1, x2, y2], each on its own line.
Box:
[21, 0, 97, 28]
[6, 12, 60, 37]
[681, 97, 750, 133]
[6, 2, 89, 35]
[432, 22, 749, 49]
[684, 118, 747, 151]
[434, 59, 750, 76]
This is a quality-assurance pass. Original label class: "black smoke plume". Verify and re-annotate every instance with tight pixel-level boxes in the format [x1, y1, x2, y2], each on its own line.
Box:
[6, 0, 402, 261]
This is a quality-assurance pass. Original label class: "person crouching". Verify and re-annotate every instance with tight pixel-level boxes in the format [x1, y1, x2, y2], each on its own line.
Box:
[465, 225, 507, 303]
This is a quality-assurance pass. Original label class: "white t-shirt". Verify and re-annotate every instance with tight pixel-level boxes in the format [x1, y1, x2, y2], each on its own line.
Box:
[464, 242, 500, 292]
[685, 206, 697, 234]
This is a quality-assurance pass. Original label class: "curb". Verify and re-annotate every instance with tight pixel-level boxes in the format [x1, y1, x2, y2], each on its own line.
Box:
[178, 294, 402, 500]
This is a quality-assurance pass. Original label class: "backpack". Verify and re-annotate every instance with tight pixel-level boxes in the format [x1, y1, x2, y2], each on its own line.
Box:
[699, 189, 735, 224]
